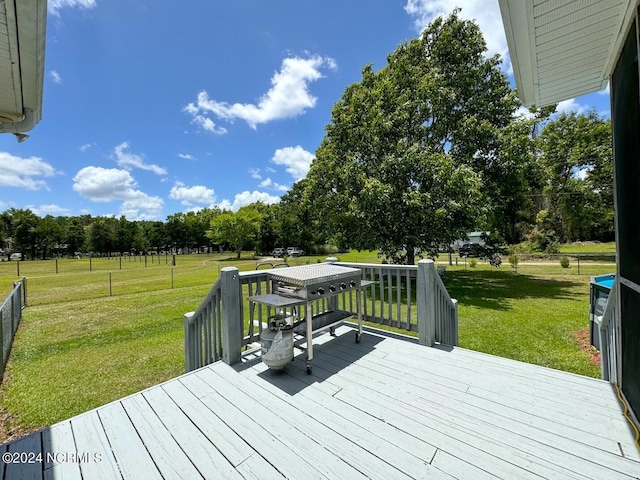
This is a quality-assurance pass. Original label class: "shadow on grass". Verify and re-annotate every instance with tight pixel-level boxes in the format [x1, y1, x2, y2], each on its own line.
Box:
[443, 270, 584, 311]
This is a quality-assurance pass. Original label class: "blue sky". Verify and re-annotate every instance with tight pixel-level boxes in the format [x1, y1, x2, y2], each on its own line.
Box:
[0, 0, 611, 220]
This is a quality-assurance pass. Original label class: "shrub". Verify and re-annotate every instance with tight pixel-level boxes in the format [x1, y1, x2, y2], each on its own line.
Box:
[560, 255, 570, 268]
[545, 241, 560, 254]
[469, 258, 477, 268]
[508, 254, 518, 268]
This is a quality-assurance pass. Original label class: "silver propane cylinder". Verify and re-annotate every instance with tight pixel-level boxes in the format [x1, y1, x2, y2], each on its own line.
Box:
[260, 316, 294, 370]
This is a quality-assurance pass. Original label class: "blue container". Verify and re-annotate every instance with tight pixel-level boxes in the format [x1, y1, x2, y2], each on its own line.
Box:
[589, 274, 615, 349]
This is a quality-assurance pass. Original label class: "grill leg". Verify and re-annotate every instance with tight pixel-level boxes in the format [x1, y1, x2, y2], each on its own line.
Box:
[305, 302, 313, 373]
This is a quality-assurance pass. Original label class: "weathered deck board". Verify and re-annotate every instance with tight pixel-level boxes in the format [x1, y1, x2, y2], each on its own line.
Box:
[1, 325, 639, 479]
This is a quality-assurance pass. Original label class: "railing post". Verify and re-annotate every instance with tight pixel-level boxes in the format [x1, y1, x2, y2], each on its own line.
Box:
[452, 299, 459, 346]
[417, 259, 436, 346]
[221, 267, 242, 365]
[184, 311, 196, 372]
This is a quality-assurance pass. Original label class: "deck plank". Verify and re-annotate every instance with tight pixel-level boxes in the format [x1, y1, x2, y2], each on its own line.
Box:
[120, 394, 206, 480]
[238, 358, 448, 480]
[329, 329, 640, 459]
[97, 402, 162, 479]
[4, 432, 42, 480]
[42, 421, 82, 479]
[141, 385, 254, 480]
[68, 413, 122, 480]
[162, 377, 257, 469]
[212, 361, 454, 480]
[180, 372, 333, 480]
[198, 365, 375, 480]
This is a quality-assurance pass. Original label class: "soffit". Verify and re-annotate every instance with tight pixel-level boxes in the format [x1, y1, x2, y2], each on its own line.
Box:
[499, 0, 634, 107]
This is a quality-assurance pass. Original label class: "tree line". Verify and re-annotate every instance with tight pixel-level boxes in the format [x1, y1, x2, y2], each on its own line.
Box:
[1, 12, 613, 263]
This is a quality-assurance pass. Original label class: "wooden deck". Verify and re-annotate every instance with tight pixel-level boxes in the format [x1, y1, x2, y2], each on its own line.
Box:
[2, 325, 640, 479]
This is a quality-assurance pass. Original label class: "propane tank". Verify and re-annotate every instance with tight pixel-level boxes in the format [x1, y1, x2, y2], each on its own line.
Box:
[261, 317, 293, 370]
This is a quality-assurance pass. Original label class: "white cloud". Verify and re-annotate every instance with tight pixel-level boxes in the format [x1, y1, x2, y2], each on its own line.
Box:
[27, 204, 71, 216]
[404, 0, 510, 71]
[259, 178, 289, 192]
[119, 197, 163, 221]
[249, 168, 262, 179]
[183, 108, 227, 135]
[271, 145, 314, 180]
[50, 71, 63, 84]
[169, 182, 215, 206]
[178, 153, 195, 160]
[555, 98, 588, 115]
[185, 55, 336, 130]
[48, 0, 97, 16]
[0, 152, 56, 190]
[598, 83, 610, 95]
[79, 143, 93, 152]
[72, 166, 163, 219]
[218, 191, 281, 211]
[513, 106, 536, 120]
[113, 142, 166, 175]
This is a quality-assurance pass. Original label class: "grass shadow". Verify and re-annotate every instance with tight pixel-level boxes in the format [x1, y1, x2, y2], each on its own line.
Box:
[443, 269, 584, 311]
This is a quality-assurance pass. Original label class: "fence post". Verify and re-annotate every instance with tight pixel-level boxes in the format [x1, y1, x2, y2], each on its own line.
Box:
[417, 259, 436, 346]
[221, 267, 242, 365]
[22, 277, 27, 307]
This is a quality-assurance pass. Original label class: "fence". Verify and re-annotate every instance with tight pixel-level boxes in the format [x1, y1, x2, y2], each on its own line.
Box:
[0, 254, 177, 277]
[0, 277, 26, 379]
[183, 259, 458, 372]
[503, 253, 616, 276]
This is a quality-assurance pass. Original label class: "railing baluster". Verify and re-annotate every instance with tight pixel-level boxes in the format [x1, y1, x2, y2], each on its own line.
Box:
[395, 270, 401, 328]
[406, 270, 412, 331]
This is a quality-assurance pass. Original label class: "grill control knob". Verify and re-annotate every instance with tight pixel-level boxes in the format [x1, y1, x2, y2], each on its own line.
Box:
[317, 287, 325, 295]
[340, 282, 346, 290]
[349, 280, 357, 288]
[329, 285, 336, 293]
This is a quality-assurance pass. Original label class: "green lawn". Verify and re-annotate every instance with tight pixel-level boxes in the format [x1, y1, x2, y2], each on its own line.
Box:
[0, 250, 610, 441]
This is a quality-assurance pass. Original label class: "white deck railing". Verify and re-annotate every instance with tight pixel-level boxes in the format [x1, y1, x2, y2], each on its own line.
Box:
[184, 259, 458, 372]
[595, 281, 620, 382]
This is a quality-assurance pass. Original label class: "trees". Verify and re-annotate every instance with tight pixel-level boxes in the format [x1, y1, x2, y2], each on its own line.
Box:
[306, 11, 516, 264]
[537, 111, 613, 242]
[206, 207, 262, 259]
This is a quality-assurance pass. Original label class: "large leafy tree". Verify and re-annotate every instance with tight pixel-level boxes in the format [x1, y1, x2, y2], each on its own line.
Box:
[206, 207, 262, 259]
[537, 111, 613, 242]
[306, 11, 516, 263]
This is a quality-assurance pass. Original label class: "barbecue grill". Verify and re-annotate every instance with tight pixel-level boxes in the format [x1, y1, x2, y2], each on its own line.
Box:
[249, 263, 370, 373]
[270, 264, 363, 300]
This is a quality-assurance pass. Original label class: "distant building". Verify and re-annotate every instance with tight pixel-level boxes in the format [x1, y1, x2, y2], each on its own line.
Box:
[451, 231, 489, 250]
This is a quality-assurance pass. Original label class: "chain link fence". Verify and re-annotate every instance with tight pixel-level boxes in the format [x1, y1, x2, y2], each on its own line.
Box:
[0, 277, 26, 380]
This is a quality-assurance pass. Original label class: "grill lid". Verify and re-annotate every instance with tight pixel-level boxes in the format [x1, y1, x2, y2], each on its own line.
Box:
[268, 264, 361, 287]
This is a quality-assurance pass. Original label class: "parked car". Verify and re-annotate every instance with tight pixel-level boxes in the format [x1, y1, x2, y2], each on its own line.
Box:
[286, 247, 304, 257]
[458, 243, 483, 257]
[271, 248, 284, 258]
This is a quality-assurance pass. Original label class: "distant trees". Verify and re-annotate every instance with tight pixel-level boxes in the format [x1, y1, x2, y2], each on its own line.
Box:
[206, 207, 262, 259]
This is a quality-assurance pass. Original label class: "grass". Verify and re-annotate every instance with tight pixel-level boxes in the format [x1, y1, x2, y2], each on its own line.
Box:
[558, 241, 616, 253]
[0, 249, 611, 441]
